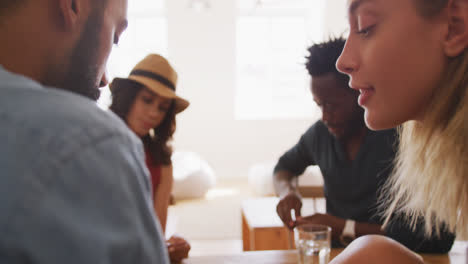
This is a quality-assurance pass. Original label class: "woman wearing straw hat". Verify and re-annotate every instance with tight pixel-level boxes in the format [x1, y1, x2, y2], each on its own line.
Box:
[109, 54, 190, 263]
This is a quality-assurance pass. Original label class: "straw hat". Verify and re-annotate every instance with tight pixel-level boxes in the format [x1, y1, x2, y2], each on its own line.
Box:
[110, 54, 189, 113]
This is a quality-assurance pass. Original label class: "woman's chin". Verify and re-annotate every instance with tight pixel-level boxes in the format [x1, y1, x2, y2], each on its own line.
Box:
[364, 111, 398, 131]
[133, 128, 149, 138]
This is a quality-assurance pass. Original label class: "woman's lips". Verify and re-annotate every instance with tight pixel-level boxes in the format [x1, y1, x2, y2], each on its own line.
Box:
[358, 87, 375, 106]
[142, 121, 155, 130]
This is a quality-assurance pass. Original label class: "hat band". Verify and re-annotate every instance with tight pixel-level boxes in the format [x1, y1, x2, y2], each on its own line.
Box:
[130, 69, 175, 91]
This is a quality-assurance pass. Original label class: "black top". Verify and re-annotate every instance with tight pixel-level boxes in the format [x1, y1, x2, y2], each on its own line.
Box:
[274, 121, 454, 252]
[385, 215, 455, 253]
[275, 121, 396, 223]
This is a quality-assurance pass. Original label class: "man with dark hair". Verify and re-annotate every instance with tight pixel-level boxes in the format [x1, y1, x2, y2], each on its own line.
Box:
[273, 37, 454, 251]
[0, 0, 169, 263]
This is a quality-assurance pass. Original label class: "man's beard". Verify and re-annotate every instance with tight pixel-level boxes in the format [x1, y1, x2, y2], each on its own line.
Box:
[54, 12, 103, 101]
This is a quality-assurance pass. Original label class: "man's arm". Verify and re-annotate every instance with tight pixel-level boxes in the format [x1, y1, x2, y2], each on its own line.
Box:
[296, 214, 384, 242]
[273, 170, 299, 198]
[274, 170, 302, 228]
[355, 221, 385, 237]
[273, 126, 318, 229]
[3, 133, 170, 264]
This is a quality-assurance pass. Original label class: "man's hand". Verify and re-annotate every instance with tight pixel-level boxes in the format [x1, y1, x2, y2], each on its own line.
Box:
[276, 191, 302, 229]
[166, 235, 191, 263]
[295, 213, 345, 240]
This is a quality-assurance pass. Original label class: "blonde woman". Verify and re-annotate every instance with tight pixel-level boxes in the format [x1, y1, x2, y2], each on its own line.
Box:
[331, 0, 468, 263]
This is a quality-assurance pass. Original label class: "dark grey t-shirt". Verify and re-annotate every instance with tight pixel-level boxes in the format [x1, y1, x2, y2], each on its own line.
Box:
[274, 121, 455, 252]
[274, 121, 397, 224]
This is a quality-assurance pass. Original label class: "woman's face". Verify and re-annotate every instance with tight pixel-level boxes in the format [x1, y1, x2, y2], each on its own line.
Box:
[336, 0, 448, 130]
[126, 88, 172, 137]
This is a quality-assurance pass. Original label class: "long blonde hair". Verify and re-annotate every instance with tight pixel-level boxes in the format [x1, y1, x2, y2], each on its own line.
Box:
[383, 0, 468, 238]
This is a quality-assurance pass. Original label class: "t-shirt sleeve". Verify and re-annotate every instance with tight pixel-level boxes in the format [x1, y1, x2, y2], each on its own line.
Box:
[274, 125, 318, 176]
[2, 133, 169, 264]
[384, 215, 455, 254]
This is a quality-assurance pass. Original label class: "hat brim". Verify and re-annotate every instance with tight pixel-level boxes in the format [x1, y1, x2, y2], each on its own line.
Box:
[111, 77, 189, 114]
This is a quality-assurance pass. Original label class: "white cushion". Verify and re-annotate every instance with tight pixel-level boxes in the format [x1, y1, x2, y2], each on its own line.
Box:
[171, 151, 216, 200]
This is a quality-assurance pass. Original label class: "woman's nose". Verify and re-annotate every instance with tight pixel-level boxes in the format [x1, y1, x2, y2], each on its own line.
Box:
[336, 40, 358, 75]
[147, 107, 161, 119]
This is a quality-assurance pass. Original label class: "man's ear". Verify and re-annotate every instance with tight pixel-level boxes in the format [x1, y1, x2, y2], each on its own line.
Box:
[58, 0, 81, 30]
[444, 0, 468, 57]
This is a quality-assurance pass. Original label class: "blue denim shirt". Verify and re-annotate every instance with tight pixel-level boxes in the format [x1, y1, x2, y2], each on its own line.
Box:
[0, 66, 169, 263]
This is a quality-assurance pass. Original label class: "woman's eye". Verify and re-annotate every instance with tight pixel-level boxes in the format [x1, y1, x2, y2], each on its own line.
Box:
[142, 97, 152, 104]
[357, 25, 375, 37]
[113, 35, 120, 46]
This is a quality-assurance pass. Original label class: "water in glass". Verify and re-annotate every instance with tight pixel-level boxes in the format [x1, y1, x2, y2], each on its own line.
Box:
[296, 239, 330, 264]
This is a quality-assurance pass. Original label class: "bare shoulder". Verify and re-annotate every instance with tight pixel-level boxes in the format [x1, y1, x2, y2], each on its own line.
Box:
[330, 235, 423, 264]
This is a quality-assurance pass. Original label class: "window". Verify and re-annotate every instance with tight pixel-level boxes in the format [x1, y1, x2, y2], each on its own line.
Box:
[235, 0, 325, 120]
[98, 0, 168, 108]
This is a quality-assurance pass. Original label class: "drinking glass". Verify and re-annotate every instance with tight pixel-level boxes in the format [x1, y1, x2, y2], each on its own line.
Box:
[294, 224, 331, 264]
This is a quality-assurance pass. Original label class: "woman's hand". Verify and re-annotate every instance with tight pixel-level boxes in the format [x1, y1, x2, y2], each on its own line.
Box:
[166, 235, 191, 263]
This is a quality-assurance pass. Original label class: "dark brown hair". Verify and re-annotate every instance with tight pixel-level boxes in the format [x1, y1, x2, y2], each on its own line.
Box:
[305, 36, 351, 92]
[109, 79, 175, 166]
[0, 0, 25, 18]
[413, 0, 447, 18]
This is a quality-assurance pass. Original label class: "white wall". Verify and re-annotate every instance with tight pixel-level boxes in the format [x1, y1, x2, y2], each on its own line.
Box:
[167, 0, 348, 179]
[324, 0, 349, 38]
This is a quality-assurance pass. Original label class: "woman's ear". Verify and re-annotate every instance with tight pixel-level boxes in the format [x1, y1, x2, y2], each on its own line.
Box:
[444, 0, 468, 57]
[58, 0, 81, 30]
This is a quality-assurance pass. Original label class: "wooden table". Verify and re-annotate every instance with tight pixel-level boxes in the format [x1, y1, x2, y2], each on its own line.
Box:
[242, 197, 325, 251]
[242, 197, 290, 251]
[183, 247, 467, 264]
[239, 197, 466, 263]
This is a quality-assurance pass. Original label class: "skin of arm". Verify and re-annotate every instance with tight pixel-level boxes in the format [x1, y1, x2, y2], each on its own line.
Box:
[330, 235, 423, 264]
[154, 164, 173, 234]
[274, 170, 302, 229]
[153, 164, 191, 263]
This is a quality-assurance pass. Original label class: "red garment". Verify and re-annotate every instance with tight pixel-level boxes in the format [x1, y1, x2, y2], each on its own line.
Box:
[145, 150, 161, 201]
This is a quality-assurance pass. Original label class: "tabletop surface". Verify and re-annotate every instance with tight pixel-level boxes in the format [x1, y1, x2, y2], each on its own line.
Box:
[183, 245, 467, 264]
